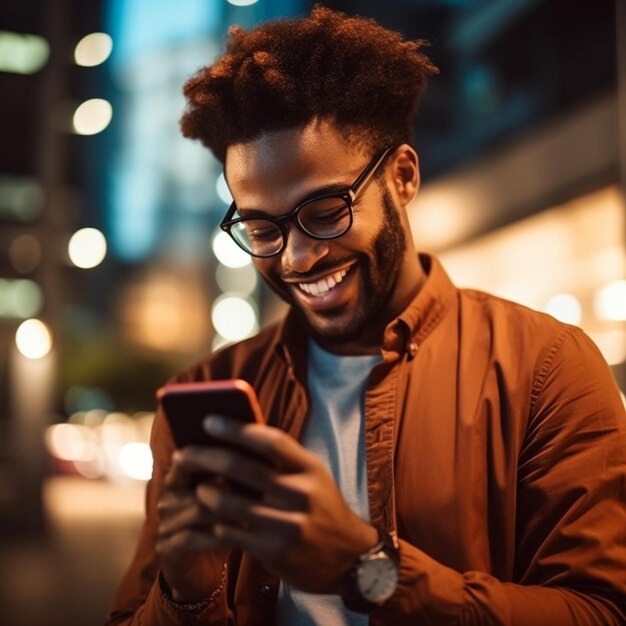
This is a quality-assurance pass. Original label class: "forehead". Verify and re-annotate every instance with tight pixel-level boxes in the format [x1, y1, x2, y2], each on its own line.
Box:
[224, 120, 368, 210]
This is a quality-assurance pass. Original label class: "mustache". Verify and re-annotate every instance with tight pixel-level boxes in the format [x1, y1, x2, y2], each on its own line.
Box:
[279, 256, 357, 282]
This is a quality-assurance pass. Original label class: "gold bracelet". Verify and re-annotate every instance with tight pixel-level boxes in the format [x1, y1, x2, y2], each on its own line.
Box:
[158, 564, 228, 613]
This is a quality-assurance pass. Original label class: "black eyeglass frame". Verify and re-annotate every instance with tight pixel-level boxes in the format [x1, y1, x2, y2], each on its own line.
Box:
[219, 145, 393, 258]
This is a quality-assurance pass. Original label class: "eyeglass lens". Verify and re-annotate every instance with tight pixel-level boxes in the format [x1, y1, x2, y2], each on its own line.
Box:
[230, 195, 351, 256]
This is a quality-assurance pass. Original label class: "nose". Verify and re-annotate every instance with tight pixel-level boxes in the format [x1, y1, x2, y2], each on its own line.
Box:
[280, 223, 329, 274]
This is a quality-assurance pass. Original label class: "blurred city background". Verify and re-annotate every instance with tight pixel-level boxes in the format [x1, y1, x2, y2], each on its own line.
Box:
[0, 0, 625, 624]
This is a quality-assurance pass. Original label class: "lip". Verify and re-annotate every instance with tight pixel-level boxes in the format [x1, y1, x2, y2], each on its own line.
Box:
[286, 262, 358, 311]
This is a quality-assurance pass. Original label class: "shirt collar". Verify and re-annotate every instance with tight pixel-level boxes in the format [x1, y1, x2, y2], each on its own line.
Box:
[396, 253, 456, 346]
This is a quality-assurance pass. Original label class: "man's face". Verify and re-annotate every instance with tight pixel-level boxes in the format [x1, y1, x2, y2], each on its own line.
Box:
[225, 121, 418, 353]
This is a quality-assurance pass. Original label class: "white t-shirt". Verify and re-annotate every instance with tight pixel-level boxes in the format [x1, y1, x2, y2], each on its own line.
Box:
[273, 340, 382, 626]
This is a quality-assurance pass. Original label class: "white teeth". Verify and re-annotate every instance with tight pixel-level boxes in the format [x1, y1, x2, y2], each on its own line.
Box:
[298, 268, 348, 296]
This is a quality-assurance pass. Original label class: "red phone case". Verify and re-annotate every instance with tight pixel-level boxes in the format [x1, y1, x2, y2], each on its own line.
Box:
[157, 379, 264, 448]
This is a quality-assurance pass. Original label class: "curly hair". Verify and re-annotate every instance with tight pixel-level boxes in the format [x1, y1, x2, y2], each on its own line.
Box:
[180, 5, 438, 163]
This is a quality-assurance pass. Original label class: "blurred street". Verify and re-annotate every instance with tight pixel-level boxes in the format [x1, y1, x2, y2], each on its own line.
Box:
[0, 476, 144, 626]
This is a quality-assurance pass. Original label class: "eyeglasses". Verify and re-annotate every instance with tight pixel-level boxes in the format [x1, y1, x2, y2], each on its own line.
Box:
[220, 146, 392, 258]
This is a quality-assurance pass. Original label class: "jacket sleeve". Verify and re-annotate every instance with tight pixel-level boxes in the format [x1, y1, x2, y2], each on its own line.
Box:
[105, 406, 233, 626]
[373, 327, 626, 626]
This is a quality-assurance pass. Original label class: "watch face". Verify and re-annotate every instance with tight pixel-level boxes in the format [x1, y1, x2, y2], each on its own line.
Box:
[356, 553, 399, 604]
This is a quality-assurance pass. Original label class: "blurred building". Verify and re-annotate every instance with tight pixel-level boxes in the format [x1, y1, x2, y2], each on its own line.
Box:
[0, 0, 624, 623]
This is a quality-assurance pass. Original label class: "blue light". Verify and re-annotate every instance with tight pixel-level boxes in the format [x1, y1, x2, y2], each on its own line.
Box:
[103, 0, 223, 261]
[101, 0, 306, 263]
[106, 0, 222, 69]
[108, 158, 161, 261]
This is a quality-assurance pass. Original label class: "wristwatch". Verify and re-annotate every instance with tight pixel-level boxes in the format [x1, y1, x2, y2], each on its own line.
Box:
[342, 529, 400, 613]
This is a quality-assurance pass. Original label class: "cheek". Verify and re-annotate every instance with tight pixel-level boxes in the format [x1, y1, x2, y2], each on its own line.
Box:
[350, 203, 386, 240]
[253, 258, 276, 281]
[339, 221, 382, 254]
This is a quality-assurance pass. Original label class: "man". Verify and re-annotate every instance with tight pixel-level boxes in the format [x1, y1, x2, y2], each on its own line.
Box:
[107, 6, 626, 625]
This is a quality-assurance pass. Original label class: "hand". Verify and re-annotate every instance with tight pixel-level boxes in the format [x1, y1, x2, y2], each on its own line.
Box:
[156, 456, 229, 602]
[173, 416, 379, 595]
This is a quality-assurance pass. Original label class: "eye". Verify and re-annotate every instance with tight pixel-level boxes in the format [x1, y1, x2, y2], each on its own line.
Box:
[245, 220, 281, 242]
[300, 197, 350, 225]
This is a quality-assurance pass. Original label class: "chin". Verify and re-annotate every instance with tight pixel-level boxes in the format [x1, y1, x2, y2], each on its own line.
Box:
[303, 308, 370, 345]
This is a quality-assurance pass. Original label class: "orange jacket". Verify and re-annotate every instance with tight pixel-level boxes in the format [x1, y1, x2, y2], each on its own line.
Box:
[107, 254, 626, 625]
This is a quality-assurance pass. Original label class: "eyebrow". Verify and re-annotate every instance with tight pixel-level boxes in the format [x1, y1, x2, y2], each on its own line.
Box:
[234, 181, 350, 219]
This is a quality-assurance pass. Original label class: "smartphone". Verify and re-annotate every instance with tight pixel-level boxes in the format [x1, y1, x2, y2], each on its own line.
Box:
[157, 378, 264, 448]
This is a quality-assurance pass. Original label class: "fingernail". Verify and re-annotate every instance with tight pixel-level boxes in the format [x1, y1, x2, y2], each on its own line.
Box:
[204, 415, 226, 433]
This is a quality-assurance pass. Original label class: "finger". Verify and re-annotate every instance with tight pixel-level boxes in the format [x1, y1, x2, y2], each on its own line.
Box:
[178, 445, 315, 510]
[211, 523, 289, 565]
[158, 498, 217, 538]
[212, 523, 254, 554]
[156, 527, 222, 558]
[158, 488, 197, 520]
[177, 445, 276, 497]
[203, 418, 318, 472]
[164, 450, 201, 489]
[196, 482, 303, 531]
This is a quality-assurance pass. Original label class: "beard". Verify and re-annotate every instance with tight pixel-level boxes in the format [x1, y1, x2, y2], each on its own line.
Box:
[283, 186, 408, 346]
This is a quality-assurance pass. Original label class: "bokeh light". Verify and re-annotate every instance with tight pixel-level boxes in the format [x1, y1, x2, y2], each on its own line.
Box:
[74, 32, 113, 67]
[212, 229, 251, 268]
[65, 386, 116, 414]
[118, 442, 153, 481]
[590, 329, 626, 366]
[72, 98, 113, 135]
[8, 234, 42, 273]
[227, 0, 259, 5]
[594, 280, 626, 322]
[0, 279, 43, 318]
[0, 175, 44, 221]
[0, 30, 49, 74]
[211, 295, 258, 341]
[45, 423, 95, 462]
[544, 293, 582, 326]
[15, 318, 52, 359]
[215, 263, 258, 296]
[45, 411, 156, 481]
[68, 227, 107, 268]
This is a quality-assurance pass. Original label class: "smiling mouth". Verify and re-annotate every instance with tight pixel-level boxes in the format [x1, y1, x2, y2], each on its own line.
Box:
[297, 266, 351, 297]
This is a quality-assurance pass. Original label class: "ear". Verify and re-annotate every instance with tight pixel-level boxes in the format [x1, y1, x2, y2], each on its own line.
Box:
[388, 145, 420, 206]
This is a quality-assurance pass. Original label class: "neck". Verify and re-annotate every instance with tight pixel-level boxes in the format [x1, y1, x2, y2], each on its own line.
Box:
[316, 335, 382, 356]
